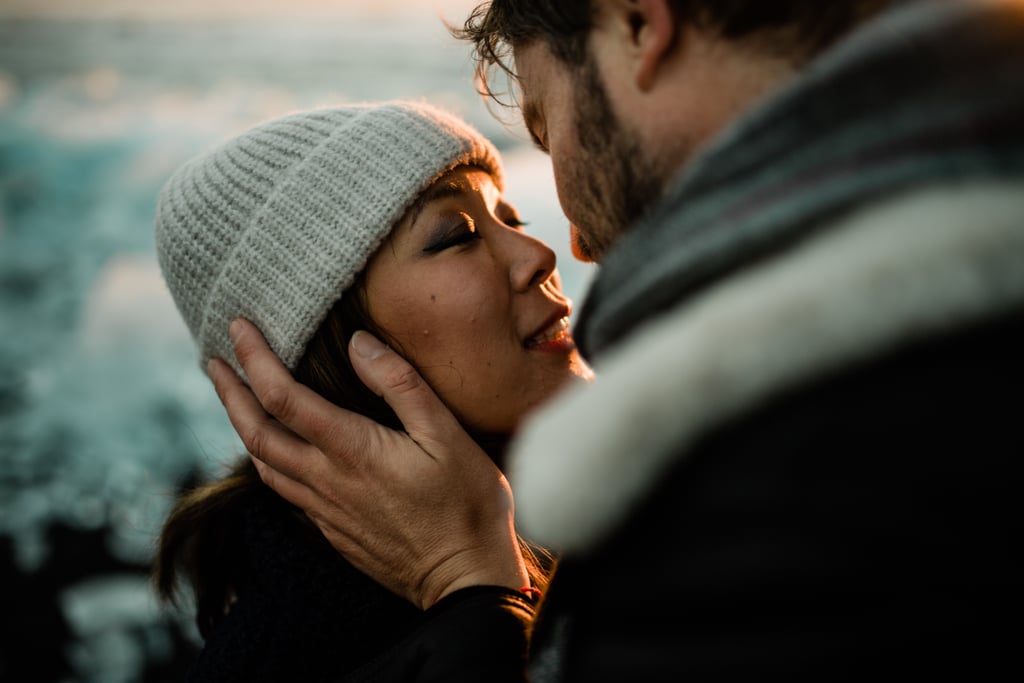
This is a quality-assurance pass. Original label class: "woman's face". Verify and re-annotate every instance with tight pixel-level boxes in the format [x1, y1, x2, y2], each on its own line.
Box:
[363, 166, 592, 436]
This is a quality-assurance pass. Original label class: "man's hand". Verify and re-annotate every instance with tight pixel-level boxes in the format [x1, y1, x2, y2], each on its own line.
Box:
[208, 319, 529, 609]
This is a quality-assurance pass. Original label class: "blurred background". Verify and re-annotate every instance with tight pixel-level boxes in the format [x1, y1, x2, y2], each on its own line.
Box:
[0, 1, 593, 680]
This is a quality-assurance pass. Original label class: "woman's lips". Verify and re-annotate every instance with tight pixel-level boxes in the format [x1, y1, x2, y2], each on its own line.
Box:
[525, 316, 574, 351]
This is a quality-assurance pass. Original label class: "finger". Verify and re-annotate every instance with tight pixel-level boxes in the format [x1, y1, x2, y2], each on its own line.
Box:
[208, 356, 323, 482]
[249, 455, 356, 552]
[249, 454, 322, 514]
[230, 319, 378, 453]
[348, 331, 465, 449]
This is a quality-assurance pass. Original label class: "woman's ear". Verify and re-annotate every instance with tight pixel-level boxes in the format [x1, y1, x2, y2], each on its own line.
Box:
[630, 0, 678, 91]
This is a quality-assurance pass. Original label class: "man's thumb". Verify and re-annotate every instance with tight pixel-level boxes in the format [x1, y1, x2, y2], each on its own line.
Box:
[348, 331, 461, 443]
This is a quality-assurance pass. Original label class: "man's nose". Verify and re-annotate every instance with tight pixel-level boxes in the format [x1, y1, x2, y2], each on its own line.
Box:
[569, 224, 596, 263]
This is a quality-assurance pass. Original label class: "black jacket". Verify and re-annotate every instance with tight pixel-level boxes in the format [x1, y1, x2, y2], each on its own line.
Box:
[187, 488, 422, 682]
[527, 309, 1024, 681]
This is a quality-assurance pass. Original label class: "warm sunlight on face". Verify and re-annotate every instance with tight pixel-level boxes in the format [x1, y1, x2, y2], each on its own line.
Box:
[364, 166, 592, 437]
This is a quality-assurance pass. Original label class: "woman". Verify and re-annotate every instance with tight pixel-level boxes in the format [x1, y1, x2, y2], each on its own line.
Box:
[152, 101, 590, 682]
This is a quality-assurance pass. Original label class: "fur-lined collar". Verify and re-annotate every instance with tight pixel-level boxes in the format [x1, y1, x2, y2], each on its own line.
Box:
[509, 184, 1024, 554]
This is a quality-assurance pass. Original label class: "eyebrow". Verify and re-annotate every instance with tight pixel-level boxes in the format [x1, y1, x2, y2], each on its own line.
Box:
[408, 179, 470, 230]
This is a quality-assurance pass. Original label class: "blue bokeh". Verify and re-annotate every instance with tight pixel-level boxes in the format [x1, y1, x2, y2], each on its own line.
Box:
[0, 12, 588, 682]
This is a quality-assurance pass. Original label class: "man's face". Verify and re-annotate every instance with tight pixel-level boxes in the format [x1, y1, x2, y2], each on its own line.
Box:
[514, 41, 662, 263]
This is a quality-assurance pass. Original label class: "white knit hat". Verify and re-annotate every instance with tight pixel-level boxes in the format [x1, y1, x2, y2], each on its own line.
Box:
[154, 101, 504, 377]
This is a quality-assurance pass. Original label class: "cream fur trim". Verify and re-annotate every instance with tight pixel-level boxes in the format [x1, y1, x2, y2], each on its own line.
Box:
[509, 183, 1024, 553]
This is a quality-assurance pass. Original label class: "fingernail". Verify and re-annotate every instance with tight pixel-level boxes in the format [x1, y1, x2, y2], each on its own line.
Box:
[229, 319, 244, 345]
[207, 358, 221, 378]
[351, 330, 388, 360]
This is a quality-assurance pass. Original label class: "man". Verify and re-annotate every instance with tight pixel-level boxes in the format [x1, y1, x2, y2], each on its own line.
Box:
[210, 0, 1024, 679]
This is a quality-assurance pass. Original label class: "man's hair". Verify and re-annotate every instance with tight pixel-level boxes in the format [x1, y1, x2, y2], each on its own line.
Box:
[454, 0, 895, 103]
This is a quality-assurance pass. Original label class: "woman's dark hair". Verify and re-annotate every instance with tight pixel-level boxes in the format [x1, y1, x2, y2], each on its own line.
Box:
[153, 272, 552, 637]
[453, 0, 895, 103]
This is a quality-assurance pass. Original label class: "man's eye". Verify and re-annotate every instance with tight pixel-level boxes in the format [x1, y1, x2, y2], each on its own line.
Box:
[529, 129, 549, 154]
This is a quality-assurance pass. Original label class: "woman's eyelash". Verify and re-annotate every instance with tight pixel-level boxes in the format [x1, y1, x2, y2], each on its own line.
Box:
[423, 223, 480, 253]
[422, 214, 527, 253]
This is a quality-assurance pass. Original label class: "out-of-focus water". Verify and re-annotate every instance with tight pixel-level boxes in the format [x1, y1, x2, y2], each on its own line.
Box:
[0, 13, 592, 682]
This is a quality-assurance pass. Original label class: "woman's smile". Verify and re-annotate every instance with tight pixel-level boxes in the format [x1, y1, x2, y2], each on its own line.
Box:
[524, 310, 572, 350]
[363, 166, 591, 435]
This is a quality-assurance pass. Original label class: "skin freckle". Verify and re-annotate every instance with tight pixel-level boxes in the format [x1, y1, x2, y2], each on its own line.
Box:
[361, 166, 588, 434]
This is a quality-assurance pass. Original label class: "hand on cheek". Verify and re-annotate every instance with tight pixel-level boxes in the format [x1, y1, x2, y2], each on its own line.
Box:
[211, 319, 528, 609]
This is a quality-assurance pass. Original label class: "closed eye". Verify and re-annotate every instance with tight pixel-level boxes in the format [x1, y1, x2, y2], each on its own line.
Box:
[422, 220, 480, 253]
[502, 215, 529, 230]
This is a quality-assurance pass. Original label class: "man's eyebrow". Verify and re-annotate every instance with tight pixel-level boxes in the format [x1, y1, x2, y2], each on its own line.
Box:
[408, 179, 469, 230]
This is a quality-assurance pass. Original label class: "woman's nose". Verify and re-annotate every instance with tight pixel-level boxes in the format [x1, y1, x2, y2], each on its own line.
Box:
[506, 229, 557, 292]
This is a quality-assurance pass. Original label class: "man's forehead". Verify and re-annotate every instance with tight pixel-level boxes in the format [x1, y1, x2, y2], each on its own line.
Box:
[511, 40, 545, 87]
[511, 43, 547, 137]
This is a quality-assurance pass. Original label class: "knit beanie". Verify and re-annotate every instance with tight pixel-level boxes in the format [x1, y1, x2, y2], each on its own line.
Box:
[154, 101, 503, 377]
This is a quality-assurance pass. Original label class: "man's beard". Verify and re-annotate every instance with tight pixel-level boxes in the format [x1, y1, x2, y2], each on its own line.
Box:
[567, 55, 662, 263]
